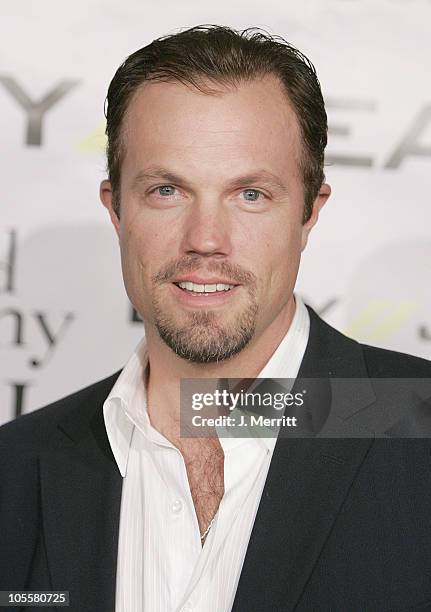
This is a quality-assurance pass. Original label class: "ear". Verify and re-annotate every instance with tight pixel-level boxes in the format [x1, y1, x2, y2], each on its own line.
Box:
[100, 179, 120, 237]
[301, 182, 331, 251]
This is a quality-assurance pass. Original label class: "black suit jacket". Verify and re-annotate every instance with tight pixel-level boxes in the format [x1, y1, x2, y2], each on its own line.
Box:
[1, 305, 431, 612]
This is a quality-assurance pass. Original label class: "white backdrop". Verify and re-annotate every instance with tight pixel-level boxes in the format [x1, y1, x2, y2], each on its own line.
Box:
[1, 0, 430, 425]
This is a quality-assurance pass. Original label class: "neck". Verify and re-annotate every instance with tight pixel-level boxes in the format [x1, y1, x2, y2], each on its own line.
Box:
[144, 295, 297, 439]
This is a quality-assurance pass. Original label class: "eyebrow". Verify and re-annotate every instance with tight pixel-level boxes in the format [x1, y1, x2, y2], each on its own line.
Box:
[131, 166, 288, 193]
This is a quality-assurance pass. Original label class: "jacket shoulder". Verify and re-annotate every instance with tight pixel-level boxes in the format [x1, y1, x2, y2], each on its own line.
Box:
[304, 304, 431, 379]
[0, 370, 122, 450]
[360, 343, 431, 378]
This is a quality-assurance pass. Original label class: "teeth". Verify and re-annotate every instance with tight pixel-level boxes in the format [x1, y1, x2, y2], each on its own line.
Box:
[177, 281, 235, 293]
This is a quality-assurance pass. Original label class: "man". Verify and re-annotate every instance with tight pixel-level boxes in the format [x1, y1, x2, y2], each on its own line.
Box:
[1, 25, 431, 612]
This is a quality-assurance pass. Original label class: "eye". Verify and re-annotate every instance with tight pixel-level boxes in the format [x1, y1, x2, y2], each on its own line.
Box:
[152, 185, 178, 197]
[240, 189, 265, 202]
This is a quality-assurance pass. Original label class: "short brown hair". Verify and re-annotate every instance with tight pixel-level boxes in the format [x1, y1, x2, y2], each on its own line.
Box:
[104, 24, 327, 222]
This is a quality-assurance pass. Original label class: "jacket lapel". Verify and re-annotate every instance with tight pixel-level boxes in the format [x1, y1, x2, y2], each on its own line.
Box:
[38, 306, 377, 612]
[39, 372, 123, 612]
[232, 306, 376, 612]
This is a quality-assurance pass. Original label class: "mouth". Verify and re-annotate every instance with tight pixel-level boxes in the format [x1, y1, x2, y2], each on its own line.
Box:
[170, 280, 241, 306]
[173, 280, 237, 295]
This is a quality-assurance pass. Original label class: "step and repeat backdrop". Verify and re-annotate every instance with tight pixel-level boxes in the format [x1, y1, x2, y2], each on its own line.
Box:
[1, 0, 430, 424]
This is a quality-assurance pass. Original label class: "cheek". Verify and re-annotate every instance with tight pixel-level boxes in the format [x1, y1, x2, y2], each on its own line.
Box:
[246, 220, 301, 264]
[121, 211, 162, 258]
[118, 225, 150, 289]
[255, 224, 302, 291]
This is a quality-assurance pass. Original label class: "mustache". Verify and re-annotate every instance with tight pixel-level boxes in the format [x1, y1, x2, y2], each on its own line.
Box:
[152, 255, 256, 286]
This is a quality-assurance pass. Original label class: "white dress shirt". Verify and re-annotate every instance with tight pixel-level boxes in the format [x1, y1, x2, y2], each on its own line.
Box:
[103, 294, 310, 612]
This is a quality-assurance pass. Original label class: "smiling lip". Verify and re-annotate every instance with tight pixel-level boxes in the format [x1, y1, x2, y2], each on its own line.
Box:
[170, 282, 240, 306]
[172, 275, 240, 285]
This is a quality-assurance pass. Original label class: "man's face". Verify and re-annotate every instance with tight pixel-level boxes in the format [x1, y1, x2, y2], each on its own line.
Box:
[101, 74, 329, 363]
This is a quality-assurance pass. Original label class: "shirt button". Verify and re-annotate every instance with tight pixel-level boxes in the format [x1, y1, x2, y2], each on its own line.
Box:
[171, 499, 183, 514]
[181, 602, 193, 611]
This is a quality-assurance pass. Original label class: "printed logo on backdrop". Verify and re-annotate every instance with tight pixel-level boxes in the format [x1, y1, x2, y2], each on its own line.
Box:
[341, 241, 431, 353]
[0, 225, 136, 425]
[300, 293, 430, 355]
[0, 77, 430, 167]
[0, 230, 74, 419]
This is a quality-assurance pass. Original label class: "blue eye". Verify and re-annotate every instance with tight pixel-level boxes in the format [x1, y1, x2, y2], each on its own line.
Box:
[150, 185, 265, 203]
[242, 189, 263, 201]
[157, 185, 176, 196]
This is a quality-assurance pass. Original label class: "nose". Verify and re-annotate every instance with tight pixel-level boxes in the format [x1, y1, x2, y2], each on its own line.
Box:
[179, 198, 232, 258]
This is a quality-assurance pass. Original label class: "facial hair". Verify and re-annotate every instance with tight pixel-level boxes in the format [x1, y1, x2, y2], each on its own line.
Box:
[150, 257, 258, 363]
[152, 290, 258, 363]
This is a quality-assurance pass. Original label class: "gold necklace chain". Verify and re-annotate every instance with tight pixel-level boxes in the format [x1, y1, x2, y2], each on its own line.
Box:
[200, 514, 217, 540]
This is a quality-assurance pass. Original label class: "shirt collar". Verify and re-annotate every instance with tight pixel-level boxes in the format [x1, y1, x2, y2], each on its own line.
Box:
[102, 338, 148, 477]
[103, 294, 310, 476]
[218, 293, 310, 452]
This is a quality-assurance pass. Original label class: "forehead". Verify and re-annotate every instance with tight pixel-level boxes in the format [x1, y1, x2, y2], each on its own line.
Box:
[121, 74, 302, 181]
